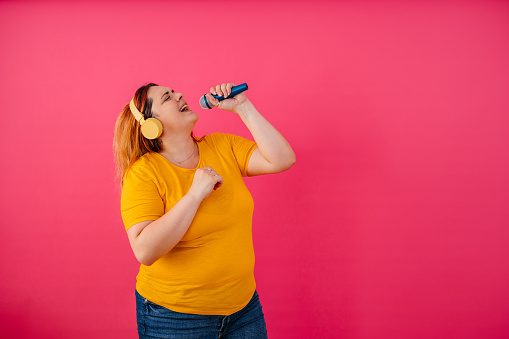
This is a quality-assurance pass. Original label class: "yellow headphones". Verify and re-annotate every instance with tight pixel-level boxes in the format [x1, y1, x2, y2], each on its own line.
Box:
[129, 98, 163, 139]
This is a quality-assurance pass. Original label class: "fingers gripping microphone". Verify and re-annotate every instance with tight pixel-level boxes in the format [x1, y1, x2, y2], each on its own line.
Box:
[199, 83, 248, 109]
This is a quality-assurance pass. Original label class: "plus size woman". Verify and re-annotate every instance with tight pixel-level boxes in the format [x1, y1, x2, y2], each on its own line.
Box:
[113, 82, 295, 338]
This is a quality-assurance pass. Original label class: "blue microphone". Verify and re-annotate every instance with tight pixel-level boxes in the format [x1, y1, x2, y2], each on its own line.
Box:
[199, 83, 248, 109]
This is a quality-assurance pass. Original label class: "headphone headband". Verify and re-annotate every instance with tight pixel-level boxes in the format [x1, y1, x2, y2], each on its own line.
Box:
[129, 98, 145, 124]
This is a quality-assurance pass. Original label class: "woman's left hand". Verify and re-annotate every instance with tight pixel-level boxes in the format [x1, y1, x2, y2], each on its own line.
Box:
[205, 83, 249, 114]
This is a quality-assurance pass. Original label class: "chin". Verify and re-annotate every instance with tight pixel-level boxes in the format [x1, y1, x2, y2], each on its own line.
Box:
[189, 114, 199, 128]
[190, 111, 200, 122]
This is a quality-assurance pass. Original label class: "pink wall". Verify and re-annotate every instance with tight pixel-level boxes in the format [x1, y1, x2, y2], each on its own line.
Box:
[1, 1, 508, 338]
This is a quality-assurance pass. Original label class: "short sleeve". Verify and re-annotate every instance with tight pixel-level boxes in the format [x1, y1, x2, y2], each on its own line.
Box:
[121, 164, 165, 231]
[224, 134, 258, 177]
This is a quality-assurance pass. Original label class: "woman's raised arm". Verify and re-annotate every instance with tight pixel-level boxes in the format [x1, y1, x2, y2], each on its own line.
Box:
[206, 83, 296, 176]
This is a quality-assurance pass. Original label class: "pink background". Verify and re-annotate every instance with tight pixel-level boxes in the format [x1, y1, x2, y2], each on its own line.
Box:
[1, 1, 508, 338]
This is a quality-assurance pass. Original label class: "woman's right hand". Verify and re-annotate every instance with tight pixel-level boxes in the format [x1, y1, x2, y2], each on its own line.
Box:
[188, 167, 223, 201]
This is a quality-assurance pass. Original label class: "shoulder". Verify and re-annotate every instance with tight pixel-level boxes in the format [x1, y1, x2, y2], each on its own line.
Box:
[124, 152, 161, 183]
[199, 133, 232, 149]
[131, 152, 161, 170]
[200, 132, 228, 142]
[200, 133, 248, 146]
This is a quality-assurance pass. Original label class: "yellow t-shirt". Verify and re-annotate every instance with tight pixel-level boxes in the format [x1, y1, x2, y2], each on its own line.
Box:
[120, 133, 258, 315]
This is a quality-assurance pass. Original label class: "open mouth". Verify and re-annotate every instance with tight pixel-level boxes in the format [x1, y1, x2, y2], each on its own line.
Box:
[180, 104, 190, 112]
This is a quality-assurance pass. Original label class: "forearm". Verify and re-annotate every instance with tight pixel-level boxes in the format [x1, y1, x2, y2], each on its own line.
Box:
[237, 100, 296, 169]
[132, 193, 202, 265]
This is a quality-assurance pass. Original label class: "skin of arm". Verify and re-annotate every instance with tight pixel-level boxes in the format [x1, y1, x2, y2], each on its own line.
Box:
[236, 100, 296, 176]
[207, 83, 296, 176]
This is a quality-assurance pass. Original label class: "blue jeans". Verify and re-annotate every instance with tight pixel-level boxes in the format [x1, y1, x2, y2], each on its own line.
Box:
[135, 290, 268, 338]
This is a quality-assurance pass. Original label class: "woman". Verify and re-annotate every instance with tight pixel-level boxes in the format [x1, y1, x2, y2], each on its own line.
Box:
[113, 82, 295, 338]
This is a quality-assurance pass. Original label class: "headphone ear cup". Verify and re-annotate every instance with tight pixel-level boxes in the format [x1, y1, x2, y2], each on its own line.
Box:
[141, 118, 163, 139]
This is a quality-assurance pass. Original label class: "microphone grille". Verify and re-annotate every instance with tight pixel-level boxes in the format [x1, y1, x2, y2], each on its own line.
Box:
[199, 95, 211, 109]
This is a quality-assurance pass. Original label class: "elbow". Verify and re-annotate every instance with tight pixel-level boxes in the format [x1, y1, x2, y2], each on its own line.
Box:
[133, 248, 157, 266]
[273, 152, 296, 173]
[133, 243, 176, 266]
[282, 151, 296, 171]
[138, 257, 156, 267]
[289, 152, 296, 168]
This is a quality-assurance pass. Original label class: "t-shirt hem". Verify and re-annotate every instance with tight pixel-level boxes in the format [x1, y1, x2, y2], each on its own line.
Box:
[243, 144, 258, 177]
[138, 285, 257, 316]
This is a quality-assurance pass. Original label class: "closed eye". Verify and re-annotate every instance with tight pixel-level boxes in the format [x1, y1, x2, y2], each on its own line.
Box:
[163, 89, 175, 102]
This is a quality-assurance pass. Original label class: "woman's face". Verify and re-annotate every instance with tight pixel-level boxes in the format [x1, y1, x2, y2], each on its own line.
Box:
[147, 86, 199, 135]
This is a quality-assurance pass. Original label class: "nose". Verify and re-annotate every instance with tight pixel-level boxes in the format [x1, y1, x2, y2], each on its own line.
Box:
[176, 92, 183, 101]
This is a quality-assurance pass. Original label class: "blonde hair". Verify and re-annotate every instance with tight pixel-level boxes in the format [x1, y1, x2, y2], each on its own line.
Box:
[113, 83, 162, 187]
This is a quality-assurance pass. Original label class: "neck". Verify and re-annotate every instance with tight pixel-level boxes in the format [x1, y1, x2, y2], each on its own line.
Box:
[159, 132, 196, 161]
